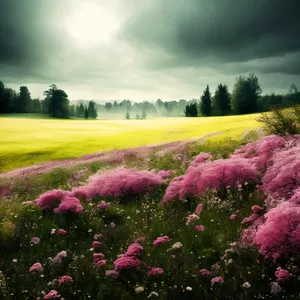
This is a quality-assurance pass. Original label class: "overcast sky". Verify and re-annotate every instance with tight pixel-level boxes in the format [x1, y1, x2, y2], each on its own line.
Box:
[0, 0, 299, 101]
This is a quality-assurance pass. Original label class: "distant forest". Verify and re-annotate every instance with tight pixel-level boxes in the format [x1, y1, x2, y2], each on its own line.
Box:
[0, 75, 299, 119]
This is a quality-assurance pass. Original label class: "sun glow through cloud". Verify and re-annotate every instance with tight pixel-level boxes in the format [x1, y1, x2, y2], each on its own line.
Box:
[65, 2, 120, 45]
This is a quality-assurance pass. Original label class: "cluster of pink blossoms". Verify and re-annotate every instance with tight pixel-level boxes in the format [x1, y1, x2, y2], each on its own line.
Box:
[147, 267, 164, 276]
[113, 240, 144, 272]
[58, 276, 73, 285]
[29, 262, 43, 274]
[93, 253, 107, 268]
[44, 290, 62, 299]
[153, 236, 170, 247]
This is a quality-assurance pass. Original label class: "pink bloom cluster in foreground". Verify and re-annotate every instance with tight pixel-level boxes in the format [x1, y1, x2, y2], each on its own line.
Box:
[147, 267, 164, 276]
[44, 290, 61, 299]
[58, 275, 73, 285]
[162, 157, 259, 203]
[93, 253, 106, 268]
[113, 241, 144, 272]
[54, 196, 83, 214]
[29, 262, 43, 274]
[153, 236, 170, 247]
[211, 276, 224, 287]
[275, 267, 293, 282]
[73, 167, 165, 199]
[51, 251, 67, 264]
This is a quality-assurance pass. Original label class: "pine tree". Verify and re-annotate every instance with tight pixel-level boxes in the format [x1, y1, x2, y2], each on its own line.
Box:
[84, 107, 89, 119]
[125, 111, 131, 119]
[213, 84, 230, 115]
[142, 109, 147, 119]
[200, 85, 212, 116]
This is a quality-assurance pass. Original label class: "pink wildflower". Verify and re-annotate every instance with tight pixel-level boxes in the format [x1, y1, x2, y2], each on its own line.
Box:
[125, 243, 143, 256]
[229, 214, 238, 221]
[186, 213, 200, 225]
[113, 256, 141, 271]
[98, 200, 111, 211]
[57, 229, 67, 235]
[275, 267, 293, 282]
[93, 253, 107, 268]
[51, 251, 67, 264]
[161, 176, 185, 204]
[211, 276, 224, 287]
[35, 189, 66, 210]
[242, 282, 251, 288]
[58, 275, 73, 285]
[193, 152, 212, 164]
[153, 236, 170, 247]
[29, 262, 43, 274]
[251, 205, 264, 214]
[195, 204, 203, 216]
[105, 270, 119, 278]
[194, 225, 204, 232]
[92, 241, 102, 248]
[200, 269, 211, 276]
[241, 213, 259, 225]
[31, 237, 40, 244]
[54, 196, 83, 214]
[147, 267, 164, 276]
[157, 170, 174, 179]
[44, 290, 61, 299]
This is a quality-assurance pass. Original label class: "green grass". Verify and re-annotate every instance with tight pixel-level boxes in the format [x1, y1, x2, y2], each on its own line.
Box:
[0, 114, 261, 172]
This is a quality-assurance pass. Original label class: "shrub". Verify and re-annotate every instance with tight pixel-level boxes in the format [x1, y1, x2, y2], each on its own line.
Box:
[257, 105, 300, 135]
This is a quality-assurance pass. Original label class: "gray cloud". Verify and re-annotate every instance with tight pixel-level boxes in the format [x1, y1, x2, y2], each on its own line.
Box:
[0, 0, 299, 100]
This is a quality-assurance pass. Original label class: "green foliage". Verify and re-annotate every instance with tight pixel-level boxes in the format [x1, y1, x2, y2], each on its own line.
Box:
[43, 84, 70, 118]
[88, 101, 98, 119]
[200, 85, 212, 116]
[185, 102, 198, 117]
[125, 111, 131, 119]
[213, 84, 230, 115]
[231, 74, 262, 115]
[257, 105, 300, 135]
[84, 106, 89, 119]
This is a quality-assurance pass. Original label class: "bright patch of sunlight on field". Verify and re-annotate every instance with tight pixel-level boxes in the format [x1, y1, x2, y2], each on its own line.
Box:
[0, 114, 261, 172]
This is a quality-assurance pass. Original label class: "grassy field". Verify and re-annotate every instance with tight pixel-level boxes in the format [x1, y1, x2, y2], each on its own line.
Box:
[0, 113, 261, 172]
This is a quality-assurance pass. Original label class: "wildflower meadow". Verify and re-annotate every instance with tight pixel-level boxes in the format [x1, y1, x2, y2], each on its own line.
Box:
[0, 133, 300, 299]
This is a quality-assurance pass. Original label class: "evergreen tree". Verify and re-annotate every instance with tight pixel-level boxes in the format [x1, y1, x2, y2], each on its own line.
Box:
[125, 111, 131, 119]
[84, 107, 89, 119]
[213, 84, 231, 115]
[184, 104, 191, 117]
[19, 86, 32, 113]
[200, 85, 212, 116]
[142, 109, 147, 119]
[88, 101, 98, 119]
[79, 103, 85, 117]
[231, 74, 262, 114]
[43, 84, 70, 118]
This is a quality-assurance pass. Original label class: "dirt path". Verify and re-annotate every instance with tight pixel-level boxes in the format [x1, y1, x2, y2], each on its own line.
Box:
[0, 132, 223, 178]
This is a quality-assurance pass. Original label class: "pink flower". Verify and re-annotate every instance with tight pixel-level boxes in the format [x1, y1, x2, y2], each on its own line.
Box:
[229, 214, 237, 221]
[275, 267, 293, 282]
[194, 225, 204, 232]
[57, 229, 67, 235]
[241, 213, 259, 225]
[125, 243, 143, 256]
[200, 269, 211, 276]
[98, 200, 111, 211]
[113, 256, 141, 271]
[92, 241, 102, 248]
[195, 204, 203, 216]
[93, 253, 106, 268]
[29, 262, 43, 274]
[211, 276, 224, 287]
[94, 233, 103, 240]
[193, 152, 212, 164]
[35, 189, 66, 210]
[51, 251, 67, 264]
[105, 270, 119, 278]
[157, 170, 174, 179]
[44, 290, 61, 299]
[161, 176, 185, 203]
[58, 275, 73, 285]
[242, 282, 251, 288]
[54, 196, 83, 214]
[74, 167, 164, 199]
[251, 205, 264, 214]
[186, 213, 200, 225]
[153, 236, 170, 247]
[147, 267, 164, 276]
[31, 237, 40, 244]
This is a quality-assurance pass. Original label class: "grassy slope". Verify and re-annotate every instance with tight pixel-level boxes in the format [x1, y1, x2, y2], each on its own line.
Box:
[0, 114, 261, 172]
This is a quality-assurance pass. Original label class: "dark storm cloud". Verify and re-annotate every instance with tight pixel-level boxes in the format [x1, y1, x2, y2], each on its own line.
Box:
[122, 0, 300, 74]
[0, 0, 73, 82]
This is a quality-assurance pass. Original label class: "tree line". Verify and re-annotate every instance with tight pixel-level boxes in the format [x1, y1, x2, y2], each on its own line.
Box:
[0, 82, 97, 119]
[1, 75, 299, 119]
[185, 74, 300, 117]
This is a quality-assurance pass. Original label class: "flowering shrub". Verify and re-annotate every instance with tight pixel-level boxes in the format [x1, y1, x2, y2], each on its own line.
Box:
[147, 267, 164, 276]
[153, 236, 170, 247]
[35, 189, 66, 210]
[29, 262, 43, 274]
[54, 196, 83, 214]
[74, 167, 165, 200]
